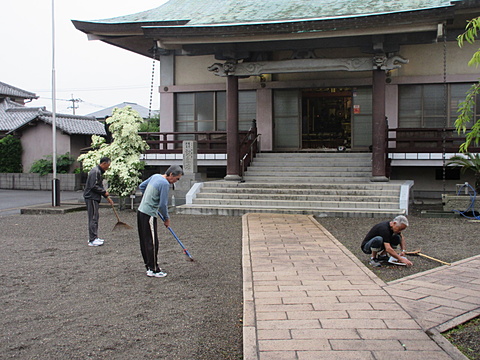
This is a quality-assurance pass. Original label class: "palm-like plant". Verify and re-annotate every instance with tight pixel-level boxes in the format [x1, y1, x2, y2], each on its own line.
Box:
[447, 153, 480, 194]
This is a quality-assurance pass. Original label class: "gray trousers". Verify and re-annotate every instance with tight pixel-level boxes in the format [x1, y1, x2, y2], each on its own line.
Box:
[85, 199, 100, 242]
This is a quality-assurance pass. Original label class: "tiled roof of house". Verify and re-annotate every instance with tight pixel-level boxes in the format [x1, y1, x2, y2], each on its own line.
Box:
[0, 98, 41, 131]
[85, 0, 454, 25]
[0, 81, 38, 100]
[36, 113, 107, 135]
[0, 97, 106, 136]
[87, 102, 158, 119]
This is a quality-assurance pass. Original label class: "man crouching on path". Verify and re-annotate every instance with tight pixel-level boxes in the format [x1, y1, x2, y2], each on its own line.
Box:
[137, 165, 183, 278]
[361, 215, 413, 267]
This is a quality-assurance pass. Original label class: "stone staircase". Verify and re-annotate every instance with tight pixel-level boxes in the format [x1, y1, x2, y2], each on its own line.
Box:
[176, 152, 413, 217]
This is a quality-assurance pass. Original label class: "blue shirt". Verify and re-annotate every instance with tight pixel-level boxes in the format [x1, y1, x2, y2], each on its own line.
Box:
[138, 174, 170, 219]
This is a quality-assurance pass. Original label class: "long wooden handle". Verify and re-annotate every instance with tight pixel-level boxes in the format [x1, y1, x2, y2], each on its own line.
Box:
[109, 199, 121, 222]
[418, 253, 451, 266]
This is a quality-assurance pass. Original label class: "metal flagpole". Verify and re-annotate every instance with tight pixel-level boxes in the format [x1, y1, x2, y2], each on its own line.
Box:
[51, 0, 60, 206]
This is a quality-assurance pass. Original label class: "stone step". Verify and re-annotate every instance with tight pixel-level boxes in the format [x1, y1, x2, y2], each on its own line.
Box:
[202, 181, 401, 190]
[198, 187, 400, 196]
[192, 198, 400, 209]
[176, 204, 405, 218]
[240, 176, 372, 183]
[256, 152, 371, 158]
[196, 192, 399, 202]
[245, 169, 371, 176]
[178, 152, 410, 218]
[247, 163, 371, 168]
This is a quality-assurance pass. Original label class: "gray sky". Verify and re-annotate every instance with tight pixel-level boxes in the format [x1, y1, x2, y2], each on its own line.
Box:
[1, 1, 168, 116]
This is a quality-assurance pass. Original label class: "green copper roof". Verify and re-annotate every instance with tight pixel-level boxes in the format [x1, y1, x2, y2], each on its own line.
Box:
[87, 0, 455, 25]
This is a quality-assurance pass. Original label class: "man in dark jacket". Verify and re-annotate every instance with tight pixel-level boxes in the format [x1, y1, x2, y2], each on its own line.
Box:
[84, 157, 114, 247]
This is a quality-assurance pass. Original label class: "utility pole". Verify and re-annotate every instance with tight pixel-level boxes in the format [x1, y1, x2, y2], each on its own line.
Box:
[51, 0, 60, 206]
[67, 94, 82, 115]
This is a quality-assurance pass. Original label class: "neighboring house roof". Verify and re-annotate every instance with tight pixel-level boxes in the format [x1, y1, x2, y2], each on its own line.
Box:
[87, 102, 158, 119]
[0, 98, 44, 131]
[0, 97, 106, 136]
[0, 81, 38, 100]
[34, 113, 107, 135]
[77, 0, 454, 25]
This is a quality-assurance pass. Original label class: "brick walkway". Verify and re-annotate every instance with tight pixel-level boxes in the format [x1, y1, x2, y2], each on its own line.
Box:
[242, 213, 480, 360]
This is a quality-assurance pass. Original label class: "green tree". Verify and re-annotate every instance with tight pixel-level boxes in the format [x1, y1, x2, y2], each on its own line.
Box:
[138, 115, 160, 133]
[0, 135, 22, 173]
[77, 106, 149, 199]
[455, 17, 480, 152]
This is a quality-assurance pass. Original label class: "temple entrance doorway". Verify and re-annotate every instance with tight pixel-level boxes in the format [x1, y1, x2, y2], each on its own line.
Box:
[301, 88, 352, 150]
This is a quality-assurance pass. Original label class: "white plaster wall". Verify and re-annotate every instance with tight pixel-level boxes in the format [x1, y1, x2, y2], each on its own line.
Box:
[175, 55, 224, 85]
[21, 122, 71, 173]
[175, 55, 277, 86]
[395, 42, 478, 77]
[173, 43, 478, 86]
[391, 166, 475, 199]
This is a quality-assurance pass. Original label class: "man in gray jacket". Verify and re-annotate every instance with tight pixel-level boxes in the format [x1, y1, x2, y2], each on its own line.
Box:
[83, 157, 114, 247]
[137, 165, 183, 277]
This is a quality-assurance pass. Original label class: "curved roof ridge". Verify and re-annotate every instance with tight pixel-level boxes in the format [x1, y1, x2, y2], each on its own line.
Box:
[78, 0, 455, 26]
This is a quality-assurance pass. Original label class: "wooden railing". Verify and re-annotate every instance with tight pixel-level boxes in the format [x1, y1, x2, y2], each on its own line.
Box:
[387, 128, 480, 153]
[240, 128, 261, 178]
[139, 131, 249, 154]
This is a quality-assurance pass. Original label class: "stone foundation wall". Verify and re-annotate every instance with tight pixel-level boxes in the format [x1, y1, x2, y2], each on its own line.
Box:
[0, 173, 82, 191]
[442, 194, 480, 212]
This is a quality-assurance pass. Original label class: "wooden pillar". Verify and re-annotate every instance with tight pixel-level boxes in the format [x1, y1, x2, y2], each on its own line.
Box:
[371, 69, 388, 181]
[225, 75, 241, 180]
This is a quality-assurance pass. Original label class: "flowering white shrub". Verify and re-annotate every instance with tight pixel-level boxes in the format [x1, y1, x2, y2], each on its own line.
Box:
[77, 106, 149, 197]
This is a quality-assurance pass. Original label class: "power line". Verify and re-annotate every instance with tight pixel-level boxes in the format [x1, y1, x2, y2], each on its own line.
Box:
[66, 94, 83, 115]
[33, 84, 151, 93]
[36, 96, 105, 108]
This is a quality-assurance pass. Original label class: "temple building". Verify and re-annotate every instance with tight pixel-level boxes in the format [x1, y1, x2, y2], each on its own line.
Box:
[73, 0, 480, 200]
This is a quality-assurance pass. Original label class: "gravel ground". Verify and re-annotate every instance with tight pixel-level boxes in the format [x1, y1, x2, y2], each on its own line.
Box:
[316, 206, 480, 359]
[0, 209, 243, 360]
[316, 206, 480, 283]
[1, 205, 479, 359]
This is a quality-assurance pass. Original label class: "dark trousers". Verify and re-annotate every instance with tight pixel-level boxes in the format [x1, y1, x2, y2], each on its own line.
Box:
[362, 236, 384, 254]
[85, 199, 100, 242]
[362, 234, 401, 254]
[137, 211, 159, 272]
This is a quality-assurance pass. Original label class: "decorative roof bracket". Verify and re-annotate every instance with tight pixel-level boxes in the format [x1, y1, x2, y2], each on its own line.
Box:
[208, 55, 408, 77]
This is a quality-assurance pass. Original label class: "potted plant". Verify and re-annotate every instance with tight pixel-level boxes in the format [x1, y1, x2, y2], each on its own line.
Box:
[447, 153, 480, 194]
[443, 153, 480, 213]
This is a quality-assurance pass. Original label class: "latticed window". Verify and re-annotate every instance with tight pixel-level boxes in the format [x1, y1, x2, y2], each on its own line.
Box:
[175, 91, 256, 132]
[398, 83, 478, 128]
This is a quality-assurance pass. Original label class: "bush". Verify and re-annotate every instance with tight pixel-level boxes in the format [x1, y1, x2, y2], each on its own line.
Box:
[0, 135, 23, 173]
[30, 153, 75, 176]
[138, 116, 160, 133]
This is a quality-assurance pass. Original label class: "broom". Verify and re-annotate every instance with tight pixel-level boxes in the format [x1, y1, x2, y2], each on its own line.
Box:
[405, 250, 451, 266]
[109, 199, 133, 230]
[158, 211, 194, 261]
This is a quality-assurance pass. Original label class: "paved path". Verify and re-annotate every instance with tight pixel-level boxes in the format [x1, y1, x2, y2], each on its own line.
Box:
[242, 213, 479, 360]
[0, 189, 82, 216]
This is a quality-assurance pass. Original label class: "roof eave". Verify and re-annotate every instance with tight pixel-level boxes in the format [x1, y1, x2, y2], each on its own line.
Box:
[71, 19, 189, 37]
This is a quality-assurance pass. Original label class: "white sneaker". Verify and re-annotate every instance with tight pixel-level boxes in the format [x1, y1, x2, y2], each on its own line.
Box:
[88, 239, 104, 247]
[95, 238, 105, 243]
[146, 269, 167, 278]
